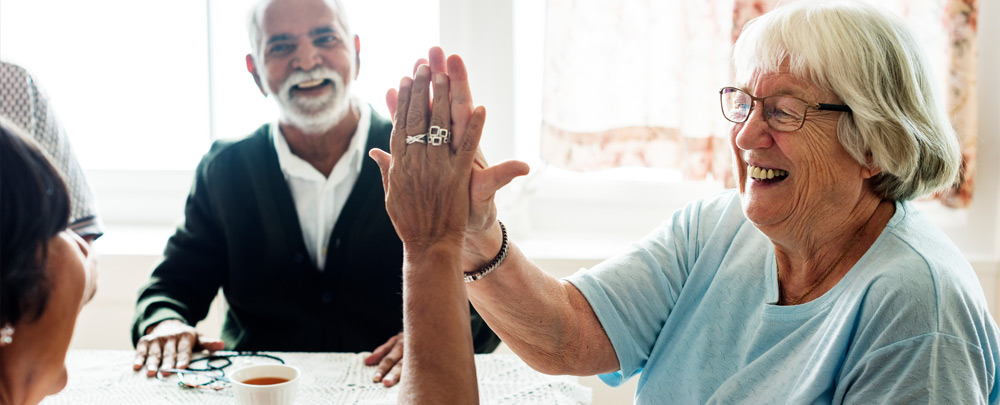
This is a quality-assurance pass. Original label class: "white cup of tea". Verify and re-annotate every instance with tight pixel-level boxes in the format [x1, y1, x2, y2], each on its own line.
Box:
[230, 364, 300, 405]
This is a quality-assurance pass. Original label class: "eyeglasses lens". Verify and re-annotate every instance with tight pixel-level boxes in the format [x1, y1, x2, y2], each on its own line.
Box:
[175, 370, 227, 388]
[720, 88, 808, 131]
[765, 97, 807, 131]
[721, 88, 750, 123]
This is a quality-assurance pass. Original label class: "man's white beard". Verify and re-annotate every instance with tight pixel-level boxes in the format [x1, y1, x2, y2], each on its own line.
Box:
[267, 67, 352, 135]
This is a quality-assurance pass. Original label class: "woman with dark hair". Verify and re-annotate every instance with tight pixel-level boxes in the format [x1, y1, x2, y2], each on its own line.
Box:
[0, 117, 97, 405]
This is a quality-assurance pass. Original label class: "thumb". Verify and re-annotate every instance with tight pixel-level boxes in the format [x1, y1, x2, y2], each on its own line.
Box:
[369, 148, 392, 194]
[473, 160, 530, 201]
[197, 338, 226, 352]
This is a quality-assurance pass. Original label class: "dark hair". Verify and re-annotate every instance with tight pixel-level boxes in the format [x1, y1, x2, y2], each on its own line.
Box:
[0, 118, 71, 326]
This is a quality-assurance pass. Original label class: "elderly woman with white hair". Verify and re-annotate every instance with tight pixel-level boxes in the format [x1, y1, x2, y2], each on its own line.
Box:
[372, 0, 999, 403]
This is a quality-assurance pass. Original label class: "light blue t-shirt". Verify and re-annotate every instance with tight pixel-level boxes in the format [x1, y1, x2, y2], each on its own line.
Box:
[567, 190, 1000, 404]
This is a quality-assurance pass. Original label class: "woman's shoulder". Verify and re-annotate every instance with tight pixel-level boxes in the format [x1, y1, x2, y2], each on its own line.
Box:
[867, 201, 982, 296]
[853, 202, 994, 341]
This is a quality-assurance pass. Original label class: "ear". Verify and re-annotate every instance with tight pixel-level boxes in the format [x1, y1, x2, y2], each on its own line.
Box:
[246, 54, 267, 97]
[861, 153, 881, 179]
[353, 34, 361, 80]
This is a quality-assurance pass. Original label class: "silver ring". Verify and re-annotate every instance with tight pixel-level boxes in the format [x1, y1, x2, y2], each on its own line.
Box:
[428, 126, 450, 146]
[405, 134, 426, 144]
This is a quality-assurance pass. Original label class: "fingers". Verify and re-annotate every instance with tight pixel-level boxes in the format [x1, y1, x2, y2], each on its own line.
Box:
[176, 334, 194, 370]
[411, 58, 429, 76]
[476, 160, 532, 200]
[160, 338, 178, 376]
[473, 148, 489, 169]
[373, 337, 404, 384]
[428, 47, 446, 75]
[427, 72, 452, 156]
[446, 54, 472, 106]
[386, 88, 398, 119]
[196, 338, 226, 352]
[369, 148, 392, 194]
[391, 77, 413, 156]
[447, 54, 474, 149]
[364, 333, 399, 366]
[456, 106, 487, 169]
[133, 320, 215, 377]
[133, 339, 149, 371]
[144, 338, 163, 377]
[381, 362, 403, 387]
[404, 65, 433, 152]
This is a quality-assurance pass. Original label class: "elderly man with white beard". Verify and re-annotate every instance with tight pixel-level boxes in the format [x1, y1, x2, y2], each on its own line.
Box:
[129, 0, 499, 387]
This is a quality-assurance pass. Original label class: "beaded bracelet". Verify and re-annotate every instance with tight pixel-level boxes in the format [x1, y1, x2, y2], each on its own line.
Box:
[463, 221, 508, 282]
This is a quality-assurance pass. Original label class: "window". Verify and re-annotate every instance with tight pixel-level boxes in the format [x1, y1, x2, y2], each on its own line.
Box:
[491, 0, 993, 259]
[0, 0, 439, 253]
[0, 0, 439, 169]
[0, 0, 211, 170]
[1, 0, 996, 260]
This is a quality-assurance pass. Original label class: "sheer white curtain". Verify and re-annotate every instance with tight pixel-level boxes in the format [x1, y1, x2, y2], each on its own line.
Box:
[541, 0, 735, 184]
[541, 0, 979, 206]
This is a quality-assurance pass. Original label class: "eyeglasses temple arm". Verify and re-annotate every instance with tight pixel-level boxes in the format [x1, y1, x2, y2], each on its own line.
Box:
[817, 103, 852, 112]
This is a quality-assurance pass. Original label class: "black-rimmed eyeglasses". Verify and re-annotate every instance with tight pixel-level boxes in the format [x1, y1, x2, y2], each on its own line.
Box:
[719, 87, 851, 132]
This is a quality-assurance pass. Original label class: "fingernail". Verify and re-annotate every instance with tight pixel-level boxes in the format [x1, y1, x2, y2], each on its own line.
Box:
[373, 373, 382, 383]
[434, 73, 445, 85]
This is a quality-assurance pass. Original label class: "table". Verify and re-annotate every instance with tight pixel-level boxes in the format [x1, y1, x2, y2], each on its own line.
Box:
[40, 350, 591, 404]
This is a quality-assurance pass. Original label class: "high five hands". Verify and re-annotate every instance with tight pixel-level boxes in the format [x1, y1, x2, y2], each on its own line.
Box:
[369, 47, 530, 269]
[365, 47, 529, 387]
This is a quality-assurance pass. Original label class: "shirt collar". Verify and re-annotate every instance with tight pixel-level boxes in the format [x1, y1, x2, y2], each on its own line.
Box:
[272, 97, 371, 180]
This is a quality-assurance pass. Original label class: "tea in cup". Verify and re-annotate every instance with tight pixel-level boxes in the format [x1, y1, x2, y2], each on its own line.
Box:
[231, 364, 300, 405]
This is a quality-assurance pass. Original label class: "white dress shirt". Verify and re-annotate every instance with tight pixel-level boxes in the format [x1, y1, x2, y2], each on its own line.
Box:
[272, 102, 371, 270]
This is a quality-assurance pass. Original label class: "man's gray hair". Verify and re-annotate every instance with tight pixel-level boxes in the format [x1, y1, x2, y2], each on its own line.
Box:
[246, 0, 353, 61]
[732, 0, 961, 201]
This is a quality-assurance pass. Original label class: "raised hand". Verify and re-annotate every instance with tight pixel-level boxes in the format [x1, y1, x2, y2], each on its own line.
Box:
[370, 63, 484, 251]
[383, 47, 529, 270]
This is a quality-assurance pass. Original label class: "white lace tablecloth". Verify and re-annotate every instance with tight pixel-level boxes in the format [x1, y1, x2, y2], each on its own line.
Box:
[40, 350, 591, 404]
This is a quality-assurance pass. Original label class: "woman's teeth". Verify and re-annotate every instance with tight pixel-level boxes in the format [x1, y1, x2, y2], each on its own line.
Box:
[747, 164, 788, 181]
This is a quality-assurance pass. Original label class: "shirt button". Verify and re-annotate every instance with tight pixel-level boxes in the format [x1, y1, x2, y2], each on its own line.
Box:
[321, 292, 334, 304]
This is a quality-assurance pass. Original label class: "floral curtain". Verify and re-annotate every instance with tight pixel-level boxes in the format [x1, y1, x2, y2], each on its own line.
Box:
[541, 0, 978, 207]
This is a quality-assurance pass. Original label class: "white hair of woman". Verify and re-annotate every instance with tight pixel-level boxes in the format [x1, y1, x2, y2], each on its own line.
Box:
[732, 0, 961, 201]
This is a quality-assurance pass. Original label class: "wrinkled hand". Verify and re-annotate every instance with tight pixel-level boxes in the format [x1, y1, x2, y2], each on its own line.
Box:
[363, 332, 404, 387]
[370, 52, 486, 252]
[133, 319, 225, 377]
[383, 47, 529, 268]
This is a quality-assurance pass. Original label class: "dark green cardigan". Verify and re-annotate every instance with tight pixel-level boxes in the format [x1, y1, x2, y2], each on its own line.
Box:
[132, 110, 499, 353]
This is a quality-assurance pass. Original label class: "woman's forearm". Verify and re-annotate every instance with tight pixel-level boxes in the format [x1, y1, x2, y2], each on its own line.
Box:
[400, 246, 479, 404]
[466, 242, 619, 376]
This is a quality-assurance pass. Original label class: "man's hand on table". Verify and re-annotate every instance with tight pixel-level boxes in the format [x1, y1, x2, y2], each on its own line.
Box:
[364, 332, 404, 387]
[133, 319, 225, 377]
